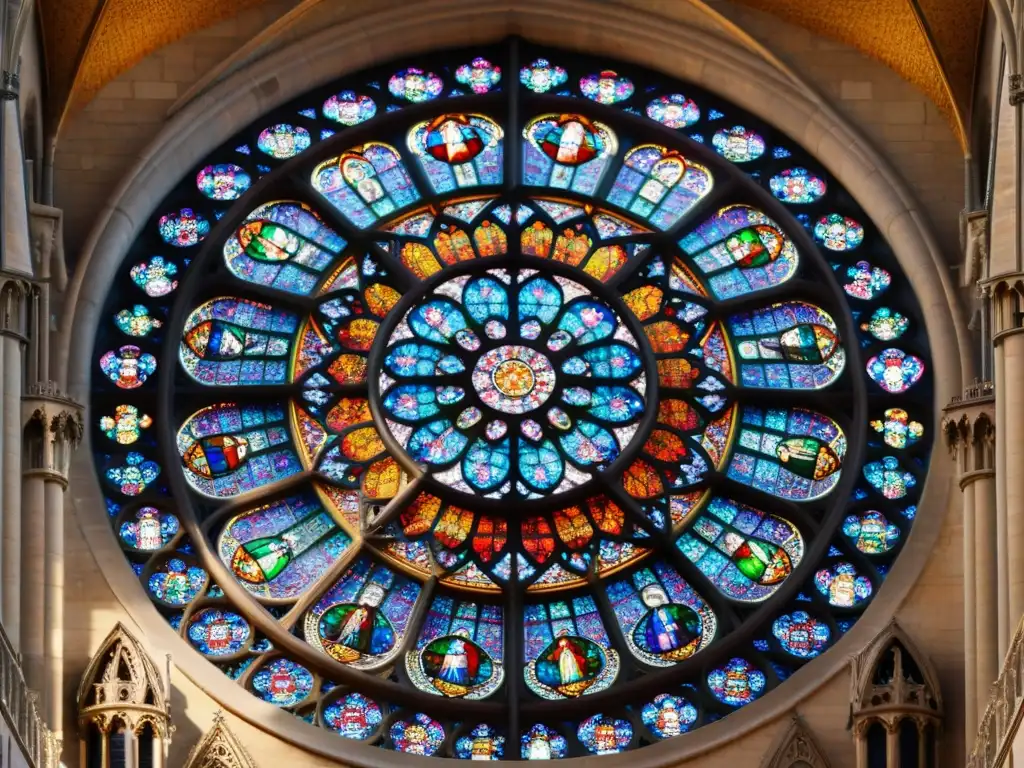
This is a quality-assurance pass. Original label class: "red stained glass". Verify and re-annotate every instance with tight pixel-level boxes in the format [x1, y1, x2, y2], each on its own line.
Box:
[472, 516, 507, 562]
[586, 496, 625, 535]
[522, 517, 557, 563]
[623, 459, 664, 499]
[401, 493, 443, 536]
[644, 430, 688, 462]
[657, 399, 702, 431]
[328, 354, 369, 385]
[644, 321, 689, 354]
[657, 358, 700, 388]
[552, 229, 592, 266]
[434, 506, 474, 548]
[521, 222, 553, 257]
[338, 318, 379, 351]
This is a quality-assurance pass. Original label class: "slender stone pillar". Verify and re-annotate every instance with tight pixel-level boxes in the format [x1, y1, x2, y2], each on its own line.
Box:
[943, 386, 996, 751]
[1, 331, 22, 647]
[19, 469, 44, 689]
[1001, 329, 1024, 631]
[962, 476, 977, 736]
[43, 472, 64, 739]
[995, 337, 1010, 655]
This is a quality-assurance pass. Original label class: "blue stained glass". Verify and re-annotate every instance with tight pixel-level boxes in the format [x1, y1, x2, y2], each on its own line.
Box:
[223, 201, 346, 295]
[313, 143, 420, 228]
[257, 124, 311, 159]
[180, 297, 298, 386]
[523, 114, 617, 194]
[148, 557, 206, 605]
[322, 91, 377, 125]
[519, 278, 562, 323]
[187, 609, 250, 656]
[323, 692, 383, 739]
[586, 386, 644, 422]
[578, 715, 632, 754]
[565, 344, 643, 378]
[196, 164, 251, 201]
[863, 456, 916, 499]
[814, 562, 872, 607]
[385, 343, 465, 377]
[464, 439, 511, 490]
[557, 301, 615, 345]
[866, 348, 925, 394]
[605, 145, 713, 230]
[410, 114, 504, 193]
[728, 301, 845, 390]
[217, 492, 351, 599]
[726, 407, 845, 502]
[681, 205, 798, 299]
[521, 724, 568, 759]
[559, 422, 618, 466]
[464, 277, 509, 322]
[406, 596, 505, 700]
[305, 556, 421, 668]
[408, 420, 469, 464]
[676, 496, 803, 601]
[382, 384, 443, 420]
[707, 658, 766, 706]
[642, 694, 698, 738]
[390, 714, 445, 755]
[455, 725, 505, 759]
[772, 611, 830, 657]
[105, 451, 160, 495]
[518, 439, 564, 490]
[251, 658, 314, 707]
[176, 403, 300, 498]
[410, 300, 468, 342]
[842, 510, 901, 553]
[158, 208, 209, 247]
[646, 94, 700, 129]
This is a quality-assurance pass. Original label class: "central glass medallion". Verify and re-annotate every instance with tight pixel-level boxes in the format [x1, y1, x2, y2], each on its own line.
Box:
[376, 263, 652, 501]
[473, 345, 555, 413]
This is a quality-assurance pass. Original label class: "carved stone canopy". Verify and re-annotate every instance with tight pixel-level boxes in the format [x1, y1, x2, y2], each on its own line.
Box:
[77, 623, 170, 736]
[851, 622, 943, 726]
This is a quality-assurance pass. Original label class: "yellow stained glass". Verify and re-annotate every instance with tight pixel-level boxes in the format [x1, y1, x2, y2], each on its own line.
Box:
[583, 245, 628, 281]
[340, 318, 379, 351]
[401, 242, 442, 279]
[553, 506, 594, 549]
[622, 286, 663, 320]
[364, 283, 401, 317]
[327, 398, 372, 432]
[623, 459, 664, 499]
[435, 227, 475, 265]
[341, 427, 386, 462]
[521, 221, 553, 257]
[363, 457, 401, 499]
[434, 506, 474, 548]
[657, 358, 700, 388]
[473, 221, 507, 256]
[401, 492, 443, 536]
[552, 230, 591, 266]
[329, 354, 368, 385]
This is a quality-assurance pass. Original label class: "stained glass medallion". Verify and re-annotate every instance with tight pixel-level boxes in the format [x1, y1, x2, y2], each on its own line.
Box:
[91, 42, 933, 759]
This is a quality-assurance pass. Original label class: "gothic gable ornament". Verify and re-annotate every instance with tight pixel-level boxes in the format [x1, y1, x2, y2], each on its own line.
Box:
[184, 713, 259, 768]
[760, 716, 830, 768]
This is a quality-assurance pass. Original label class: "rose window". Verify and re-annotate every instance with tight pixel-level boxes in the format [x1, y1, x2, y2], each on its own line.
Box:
[90, 42, 933, 760]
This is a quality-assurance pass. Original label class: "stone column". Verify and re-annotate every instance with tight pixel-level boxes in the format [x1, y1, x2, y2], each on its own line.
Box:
[43, 457, 67, 740]
[1002, 328, 1024, 626]
[19, 465, 44, 690]
[1, 323, 23, 647]
[943, 387, 996, 748]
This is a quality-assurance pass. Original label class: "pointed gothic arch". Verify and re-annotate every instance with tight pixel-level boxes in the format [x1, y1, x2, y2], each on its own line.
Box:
[77, 622, 171, 767]
[183, 713, 259, 768]
[850, 622, 942, 768]
[760, 716, 831, 768]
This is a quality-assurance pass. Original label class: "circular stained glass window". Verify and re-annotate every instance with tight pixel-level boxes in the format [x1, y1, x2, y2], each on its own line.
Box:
[90, 41, 933, 759]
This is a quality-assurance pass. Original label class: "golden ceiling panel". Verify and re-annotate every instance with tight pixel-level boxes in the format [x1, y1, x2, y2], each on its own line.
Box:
[38, 0, 983, 147]
[40, 0, 268, 129]
[730, 0, 981, 147]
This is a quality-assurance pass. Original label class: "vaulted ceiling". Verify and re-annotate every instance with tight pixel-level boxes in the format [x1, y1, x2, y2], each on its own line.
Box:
[37, 0, 985, 148]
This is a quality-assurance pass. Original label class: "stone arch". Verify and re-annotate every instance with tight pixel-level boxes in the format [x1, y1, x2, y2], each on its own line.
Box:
[60, 3, 967, 765]
[759, 716, 831, 768]
[184, 713, 259, 768]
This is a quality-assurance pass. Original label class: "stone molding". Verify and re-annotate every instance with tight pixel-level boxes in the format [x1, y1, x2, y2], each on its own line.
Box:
[60, 2, 968, 765]
[968, 615, 1024, 768]
[758, 715, 831, 768]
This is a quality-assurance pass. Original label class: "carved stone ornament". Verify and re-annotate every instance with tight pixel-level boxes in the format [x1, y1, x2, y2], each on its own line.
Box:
[77, 622, 170, 736]
[184, 712, 259, 768]
[850, 620, 943, 725]
[759, 715, 831, 768]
